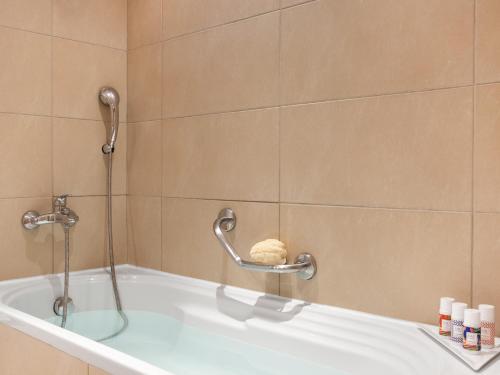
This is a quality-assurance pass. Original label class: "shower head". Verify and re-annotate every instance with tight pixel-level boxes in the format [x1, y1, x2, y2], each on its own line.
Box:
[99, 87, 120, 107]
[99, 87, 120, 154]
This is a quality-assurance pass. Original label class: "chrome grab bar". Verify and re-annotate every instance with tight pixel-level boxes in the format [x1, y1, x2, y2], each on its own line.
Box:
[213, 208, 317, 280]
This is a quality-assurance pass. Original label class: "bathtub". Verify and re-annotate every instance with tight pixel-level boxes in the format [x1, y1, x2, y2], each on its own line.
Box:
[0, 265, 496, 375]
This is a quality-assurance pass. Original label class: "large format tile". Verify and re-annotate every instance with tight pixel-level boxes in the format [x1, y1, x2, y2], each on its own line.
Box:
[53, 38, 127, 120]
[0, 198, 53, 280]
[128, 0, 162, 49]
[89, 366, 110, 375]
[162, 12, 279, 118]
[0, 114, 51, 198]
[54, 196, 127, 272]
[476, 0, 500, 84]
[0, 0, 51, 34]
[53, 0, 127, 50]
[163, 198, 279, 294]
[53, 118, 126, 196]
[281, 0, 315, 8]
[0, 27, 51, 115]
[128, 44, 162, 122]
[472, 213, 500, 335]
[474, 84, 500, 212]
[162, 0, 279, 39]
[127, 196, 162, 269]
[280, 0, 474, 105]
[0, 325, 87, 375]
[127, 122, 162, 196]
[164, 109, 279, 201]
[280, 204, 471, 324]
[280, 88, 473, 210]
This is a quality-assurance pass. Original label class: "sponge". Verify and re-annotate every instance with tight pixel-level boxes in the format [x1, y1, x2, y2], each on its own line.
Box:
[249, 239, 287, 265]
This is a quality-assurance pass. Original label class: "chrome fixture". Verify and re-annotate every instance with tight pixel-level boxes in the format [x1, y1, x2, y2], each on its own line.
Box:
[99, 87, 128, 341]
[22, 194, 79, 230]
[53, 296, 74, 316]
[22, 194, 78, 328]
[99, 87, 120, 154]
[213, 208, 317, 280]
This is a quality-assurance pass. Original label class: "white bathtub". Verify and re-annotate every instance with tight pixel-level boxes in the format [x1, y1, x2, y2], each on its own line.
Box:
[0, 265, 496, 375]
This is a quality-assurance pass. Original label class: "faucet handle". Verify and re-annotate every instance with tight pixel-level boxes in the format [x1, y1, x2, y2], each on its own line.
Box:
[53, 194, 70, 210]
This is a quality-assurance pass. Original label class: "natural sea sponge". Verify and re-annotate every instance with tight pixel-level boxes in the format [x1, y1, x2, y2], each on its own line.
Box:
[249, 239, 287, 265]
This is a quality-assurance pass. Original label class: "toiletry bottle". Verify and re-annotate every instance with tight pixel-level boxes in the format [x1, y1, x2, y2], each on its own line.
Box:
[463, 309, 481, 353]
[478, 304, 495, 349]
[451, 302, 467, 344]
[439, 297, 455, 336]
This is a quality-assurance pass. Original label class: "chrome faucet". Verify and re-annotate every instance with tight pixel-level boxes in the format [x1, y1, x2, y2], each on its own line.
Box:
[22, 194, 79, 230]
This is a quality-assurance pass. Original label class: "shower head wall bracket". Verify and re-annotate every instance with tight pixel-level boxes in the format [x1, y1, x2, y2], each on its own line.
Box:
[99, 87, 120, 154]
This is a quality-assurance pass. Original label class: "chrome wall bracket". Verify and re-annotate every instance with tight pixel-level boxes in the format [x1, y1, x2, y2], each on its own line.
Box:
[213, 208, 317, 280]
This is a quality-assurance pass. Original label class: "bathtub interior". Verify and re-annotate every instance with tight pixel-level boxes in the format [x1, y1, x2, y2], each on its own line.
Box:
[0, 266, 471, 375]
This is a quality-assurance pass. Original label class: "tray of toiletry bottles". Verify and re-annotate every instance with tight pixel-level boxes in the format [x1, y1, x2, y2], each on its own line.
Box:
[418, 297, 500, 371]
[419, 324, 500, 371]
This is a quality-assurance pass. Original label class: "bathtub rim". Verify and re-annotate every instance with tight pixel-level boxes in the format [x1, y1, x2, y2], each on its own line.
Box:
[0, 264, 481, 375]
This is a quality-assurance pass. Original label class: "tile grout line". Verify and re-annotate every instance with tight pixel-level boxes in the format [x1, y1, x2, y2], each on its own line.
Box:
[50, 0, 55, 274]
[160, 83, 476, 121]
[160, 0, 165, 272]
[0, 24, 127, 52]
[125, 0, 129, 267]
[470, 0, 477, 309]
[128, 0, 319, 53]
[10, 81, 500, 123]
[157, 195, 477, 214]
[277, 5, 283, 297]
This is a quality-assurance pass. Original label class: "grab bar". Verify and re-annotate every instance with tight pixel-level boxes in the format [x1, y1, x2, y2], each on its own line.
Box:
[213, 208, 317, 280]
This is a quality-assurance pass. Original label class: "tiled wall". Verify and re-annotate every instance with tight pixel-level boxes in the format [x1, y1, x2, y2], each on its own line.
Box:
[0, 324, 109, 374]
[127, 0, 500, 331]
[0, 0, 128, 279]
[2, 0, 500, 339]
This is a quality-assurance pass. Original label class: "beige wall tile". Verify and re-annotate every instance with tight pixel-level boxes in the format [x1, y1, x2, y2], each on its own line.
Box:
[281, 0, 315, 8]
[472, 213, 500, 335]
[162, 0, 279, 39]
[128, 44, 162, 122]
[0, 325, 87, 374]
[0, 198, 53, 280]
[281, 88, 473, 211]
[53, 0, 127, 50]
[280, 0, 473, 105]
[128, 0, 162, 49]
[476, 0, 500, 84]
[474, 84, 500, 212]
[280, 204, 471, 324]
[163, 198, 279, 294]
[54, 196, 127, 272]
[127, 196, 162, 269]
[53, 38, 127, 120]
[53, 119, 126, 196]
[0, 0, 51, 34]
[128, 122, 162, 196]
[0, 27, 51, 115]
[164, 109, 279, 201]
[0, 114, 51, 198]
[162, 13, 279, 118]
[89, 366, 110, 375]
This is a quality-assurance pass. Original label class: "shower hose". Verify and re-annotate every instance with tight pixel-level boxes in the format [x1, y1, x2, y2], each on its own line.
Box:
[60, 151, 128, 341]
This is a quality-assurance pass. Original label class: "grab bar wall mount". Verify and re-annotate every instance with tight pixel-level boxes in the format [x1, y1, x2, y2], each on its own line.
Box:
[213, 208, 317, 280]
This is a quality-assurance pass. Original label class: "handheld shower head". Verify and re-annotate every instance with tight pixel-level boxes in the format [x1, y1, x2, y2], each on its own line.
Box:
[99, 87, 120, 154]
[99, 87, 120, 107]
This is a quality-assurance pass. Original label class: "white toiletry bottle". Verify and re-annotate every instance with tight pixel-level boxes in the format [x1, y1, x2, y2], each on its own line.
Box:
[463, 309, 481, 353]
[451, 302, 467, 344]
[478, 304, 495, 349]
[439, 297, 455, 336]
